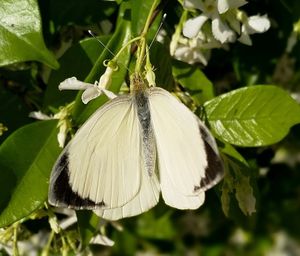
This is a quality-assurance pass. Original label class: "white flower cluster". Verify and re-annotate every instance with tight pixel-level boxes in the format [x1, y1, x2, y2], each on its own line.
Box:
[172, 0, 271, 65]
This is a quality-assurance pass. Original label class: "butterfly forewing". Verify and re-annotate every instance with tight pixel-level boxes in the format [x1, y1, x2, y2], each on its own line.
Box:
[49, 96, 143, 209]
[148, 87, 224, 209]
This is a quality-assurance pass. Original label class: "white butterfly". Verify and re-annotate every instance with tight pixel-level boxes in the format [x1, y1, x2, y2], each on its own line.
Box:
[48, 75, 224, 221]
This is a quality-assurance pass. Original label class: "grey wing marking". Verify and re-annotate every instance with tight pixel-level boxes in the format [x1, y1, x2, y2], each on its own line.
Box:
[194, 120, 224, 192]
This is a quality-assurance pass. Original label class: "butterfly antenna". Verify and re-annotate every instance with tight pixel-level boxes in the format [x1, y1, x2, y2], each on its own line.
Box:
[142, 13, 167, 65]
[149, 13, 167, 49]
[88, 30, 132, 74]
[88, 30, 116, 58]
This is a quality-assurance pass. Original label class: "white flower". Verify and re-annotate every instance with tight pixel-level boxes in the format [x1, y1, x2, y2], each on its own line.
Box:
[217, 0, 247, 14]
[28, 111, 52, 120]
[172, 33, 222, 65]
[90, 234, 114, 247]
[183, 0, 247, 43]
[238, 14, 271, 45]
[59, 67, 117, 104]
[174, 38, 210, 65]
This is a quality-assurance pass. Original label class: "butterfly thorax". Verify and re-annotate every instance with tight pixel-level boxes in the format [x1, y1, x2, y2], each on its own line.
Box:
[130, 73, 148, 93]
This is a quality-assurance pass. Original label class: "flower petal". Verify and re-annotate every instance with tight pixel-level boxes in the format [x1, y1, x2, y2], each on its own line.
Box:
[183, 15, 209, 38]
[58, 77, 92, 91]
[29, 111, 52, 120]
[81, 86, 101, 104]
[174, 46, 193, 63]
[225, 10, 241, 33]
[247, 15, 270, 34]
[101, 89, 117, 99]
[238, 27, 252, 45]
[217, 0, 248, 14]
[90, 234, 115, 247]
[194, 50, 209, 66]
[212, 16, 236, 43]
[183, 0, 205, 11]
[57, 121, 68, 148]
[98, 67, 114, 89]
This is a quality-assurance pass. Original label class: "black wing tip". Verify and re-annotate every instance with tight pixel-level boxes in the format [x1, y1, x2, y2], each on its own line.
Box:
[48, 152, 106, 210]
[195, 122, 225, 193]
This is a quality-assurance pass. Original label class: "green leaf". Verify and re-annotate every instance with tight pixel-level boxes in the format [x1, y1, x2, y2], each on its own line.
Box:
[204, 86, 300, 146]
[0, 120, 61, 227]
[150, 42, 175, 91]
[221, 155, 257, 217]
[44, 36, 110, 108]
[172, 60, 214, 104]
[76, 211, 100, 248]
[0, 0, 59, 68]
[131, 0, 154, 36]
[72, 2, 132, 124]
[137, 211, 175, 240]
[220, 142, 249, 167]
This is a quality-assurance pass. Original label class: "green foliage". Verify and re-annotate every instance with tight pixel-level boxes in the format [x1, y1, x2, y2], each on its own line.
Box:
[204, 86, 300, 146]
[0, 0, 59, 68]
[0, 120, 61, 227]
[0, 0, 300, 254]
[172, 60, 214, 104]
[76, 211, 100, 247]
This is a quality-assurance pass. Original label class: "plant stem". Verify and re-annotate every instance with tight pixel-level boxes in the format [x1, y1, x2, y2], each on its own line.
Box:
[113, 36, 141, 60]
[12, 223, 19, 256]
[135, 0, 160, 73]
[42, 230, 55, 256]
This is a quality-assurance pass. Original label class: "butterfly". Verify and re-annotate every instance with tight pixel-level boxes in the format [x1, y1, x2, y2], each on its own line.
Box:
[48, 75, 224, 220]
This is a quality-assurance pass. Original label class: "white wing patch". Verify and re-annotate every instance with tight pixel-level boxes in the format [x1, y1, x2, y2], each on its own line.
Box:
[160, 179, 205, 209]
[67, 96, 142, 208]
[94, 166, 160, 220]
[148, 87, 208, 199]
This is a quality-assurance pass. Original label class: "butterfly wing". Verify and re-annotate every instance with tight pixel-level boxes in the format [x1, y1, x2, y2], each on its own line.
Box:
[94, 166, 160, 220]
[148, 87, 223, 209]
[49, 95, 143, 209]
[94, 90, 161, 220]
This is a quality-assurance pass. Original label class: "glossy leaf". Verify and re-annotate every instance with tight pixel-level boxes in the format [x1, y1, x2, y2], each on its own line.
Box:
[131, 0, 154, 36]
[0, 0, 59, 68]
[0, 120, 61, 227]
[151, 42, 175, 91]
[172, 60, 214, 104]
[204, 86, 300, 146]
